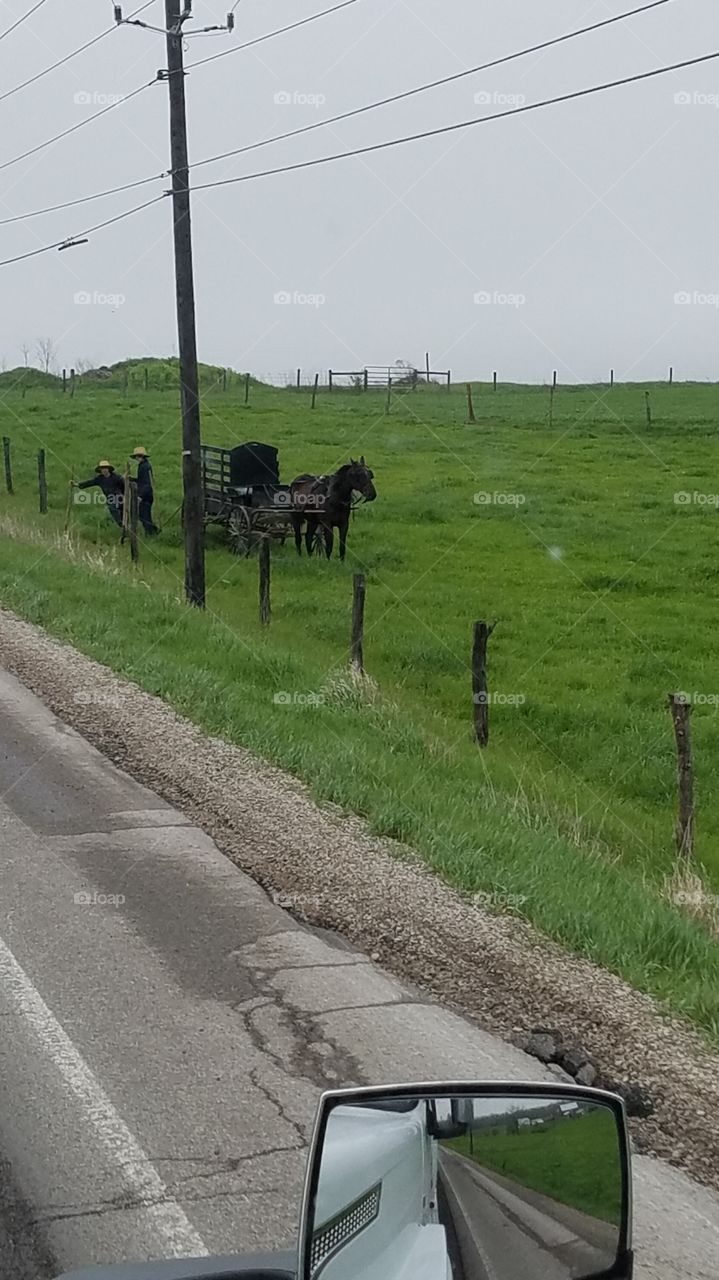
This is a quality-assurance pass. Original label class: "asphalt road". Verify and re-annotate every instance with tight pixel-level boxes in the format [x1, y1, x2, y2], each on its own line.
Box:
[1, 666, 718, 1279]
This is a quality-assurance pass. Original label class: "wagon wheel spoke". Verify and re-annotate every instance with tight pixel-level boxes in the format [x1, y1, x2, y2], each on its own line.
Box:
[228, 507, 254, 557]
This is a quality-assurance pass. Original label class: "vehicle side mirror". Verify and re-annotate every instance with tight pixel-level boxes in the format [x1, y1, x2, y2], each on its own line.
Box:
[298, 1083, 633, 1280]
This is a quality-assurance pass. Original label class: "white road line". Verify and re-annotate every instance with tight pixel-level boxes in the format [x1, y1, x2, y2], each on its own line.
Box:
[0, 933, 209, 1261]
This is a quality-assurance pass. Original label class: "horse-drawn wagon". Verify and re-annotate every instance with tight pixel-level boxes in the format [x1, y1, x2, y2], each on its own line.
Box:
[200, 441, 293, 556]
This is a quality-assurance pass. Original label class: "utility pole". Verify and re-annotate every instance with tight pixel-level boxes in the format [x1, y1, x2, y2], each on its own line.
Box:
[164, 0, 205, 608]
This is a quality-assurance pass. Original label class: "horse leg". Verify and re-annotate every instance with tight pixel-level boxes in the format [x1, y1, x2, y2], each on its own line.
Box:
[305, 517, 316, 556]
[291, 514, 303, 556]
[324, 526, 334, 559]
[339, 518, 349, 562]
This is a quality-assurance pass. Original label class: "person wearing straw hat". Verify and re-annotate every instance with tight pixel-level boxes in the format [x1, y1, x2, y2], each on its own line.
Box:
[131, 446, 159, 535]
[74, 460, 125, 529]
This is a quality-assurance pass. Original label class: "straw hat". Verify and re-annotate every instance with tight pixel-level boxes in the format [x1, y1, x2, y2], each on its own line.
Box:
[96, 460, 113, 471]
[132, 446, 149, 458]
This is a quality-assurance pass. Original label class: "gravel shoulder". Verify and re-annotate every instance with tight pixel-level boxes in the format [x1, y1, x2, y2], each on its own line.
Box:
[1, 607, 718, 1192]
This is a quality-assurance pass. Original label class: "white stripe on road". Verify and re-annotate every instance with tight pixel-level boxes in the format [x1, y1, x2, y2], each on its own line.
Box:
[0, 933, 209, 1261]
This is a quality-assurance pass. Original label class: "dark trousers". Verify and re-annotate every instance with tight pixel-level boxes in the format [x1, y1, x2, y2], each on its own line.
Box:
[139, 497, 158, 534]
[107, 500, 123, 528]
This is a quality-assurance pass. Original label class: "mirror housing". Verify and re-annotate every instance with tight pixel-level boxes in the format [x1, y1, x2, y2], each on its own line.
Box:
[298, 1082, 633, 1280]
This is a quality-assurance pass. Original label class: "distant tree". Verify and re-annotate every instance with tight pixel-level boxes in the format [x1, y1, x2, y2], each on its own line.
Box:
[20, 341, 31, 367]
[75, 357, 93, 375]
[35, 336, 57, 375]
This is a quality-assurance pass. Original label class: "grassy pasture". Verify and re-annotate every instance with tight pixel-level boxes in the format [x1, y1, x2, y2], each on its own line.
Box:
[2, 373, 719, 1035]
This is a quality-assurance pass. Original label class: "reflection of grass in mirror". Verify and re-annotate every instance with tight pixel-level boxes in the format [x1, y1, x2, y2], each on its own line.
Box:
[445, 1109, 621, 1226]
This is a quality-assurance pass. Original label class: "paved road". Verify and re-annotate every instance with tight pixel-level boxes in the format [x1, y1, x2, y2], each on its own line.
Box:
[0, 667, 718, 1278]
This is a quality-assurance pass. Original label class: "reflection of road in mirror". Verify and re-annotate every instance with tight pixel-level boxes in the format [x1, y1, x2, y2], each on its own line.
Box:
[438, 1150, 617, 1280]
[307, 1093, 625, 1280]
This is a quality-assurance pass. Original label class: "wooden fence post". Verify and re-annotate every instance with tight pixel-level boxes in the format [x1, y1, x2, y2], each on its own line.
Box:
[610, 368, 614, 389]
[493, 371, 497, 393]
[144, 366, 149, 392]
[425, 351, 430, 382]
[244, 372, 250, 404]
[64, 467, 74, 531]
[69, 368, 76, 397]
[549, 383, 555, 428]
[363, 368, 368, 392]
[311, 372, 319, 410]
[328, 370, 333, 393]
[37, 449, 47, 513]
[351, 573, 366, 672]
[222, 367, 227, 392]
[669, 365, 674, 386]
[472, 620, 495, 747]
[259, 536, 271, 625]
[552, 369, 558, 389]
[62, 368, 67, 393]
[3, 437, 12, 494]
[645, 390, 652, 428]
[447, 371, 451, 392]
[385, 377, 392, 415]
[466, 382, 476, 423]
[668, 693, 694, 860]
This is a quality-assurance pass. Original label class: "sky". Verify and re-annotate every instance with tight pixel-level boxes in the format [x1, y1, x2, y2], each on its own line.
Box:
[0, 0, 717, 384]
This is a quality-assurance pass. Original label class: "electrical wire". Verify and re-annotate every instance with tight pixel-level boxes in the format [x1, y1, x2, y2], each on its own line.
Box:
[0, 80, 156, 175]
[3, 47, 715, 267]
[185, 0, 360, 70]
[184, 49, 719, 193]
[0, 0, 50, 43]
[0, 0, 155, 104]
[0, 193, 167, 267]
[0, 0, 673, 226]
[188, 0, 673, 174]
[0, 172, 164, 226]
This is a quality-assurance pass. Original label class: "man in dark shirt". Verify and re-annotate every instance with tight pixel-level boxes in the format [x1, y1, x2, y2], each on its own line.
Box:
[75, 461, 125, 528]
[131, 447, 159, 535]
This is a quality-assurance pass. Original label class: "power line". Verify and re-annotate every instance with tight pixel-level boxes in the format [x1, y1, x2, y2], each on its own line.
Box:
[0, 0, 672, 225]
[3, 47, 715, 266]
[185, 48, 719, 193]
[0, 193, 167, 267]
[0, 0, 155, 105]
[0, 0, 50, 43]
[185, 0, 360, 71]
[0, 172, 164, 227]
[189, 0, 673, 174]
[0, 80, 155, 175]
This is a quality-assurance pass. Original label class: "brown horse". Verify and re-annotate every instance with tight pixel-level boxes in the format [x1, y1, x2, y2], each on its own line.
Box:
[290, 458, 376, 560]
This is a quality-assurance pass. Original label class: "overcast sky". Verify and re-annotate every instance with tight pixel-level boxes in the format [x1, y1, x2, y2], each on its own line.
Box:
[0, 0, 717, 383]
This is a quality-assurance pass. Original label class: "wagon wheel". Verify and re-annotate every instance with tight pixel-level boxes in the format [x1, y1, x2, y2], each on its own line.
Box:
[228, 507, 255, 557]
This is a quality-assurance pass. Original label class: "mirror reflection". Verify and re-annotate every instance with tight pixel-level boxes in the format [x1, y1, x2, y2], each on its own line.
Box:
[307, 1092, 625, 1280]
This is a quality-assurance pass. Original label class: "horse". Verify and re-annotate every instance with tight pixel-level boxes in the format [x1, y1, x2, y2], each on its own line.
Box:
[290, 458, 376, 561]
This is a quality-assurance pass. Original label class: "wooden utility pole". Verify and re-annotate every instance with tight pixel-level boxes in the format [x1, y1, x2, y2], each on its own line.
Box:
[164, 0, 205, 608]
[351, 574, 366, 673]
[472, 620, 495, 747]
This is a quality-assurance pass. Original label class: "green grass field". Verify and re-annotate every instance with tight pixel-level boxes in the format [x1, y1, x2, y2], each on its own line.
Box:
[446, 1108, 622, 1225]
[2, 371, 719, 1036]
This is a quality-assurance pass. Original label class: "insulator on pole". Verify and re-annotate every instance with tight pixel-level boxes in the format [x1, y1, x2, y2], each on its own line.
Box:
[114, 5, 123, 22]
[227, 12, 234, 31]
